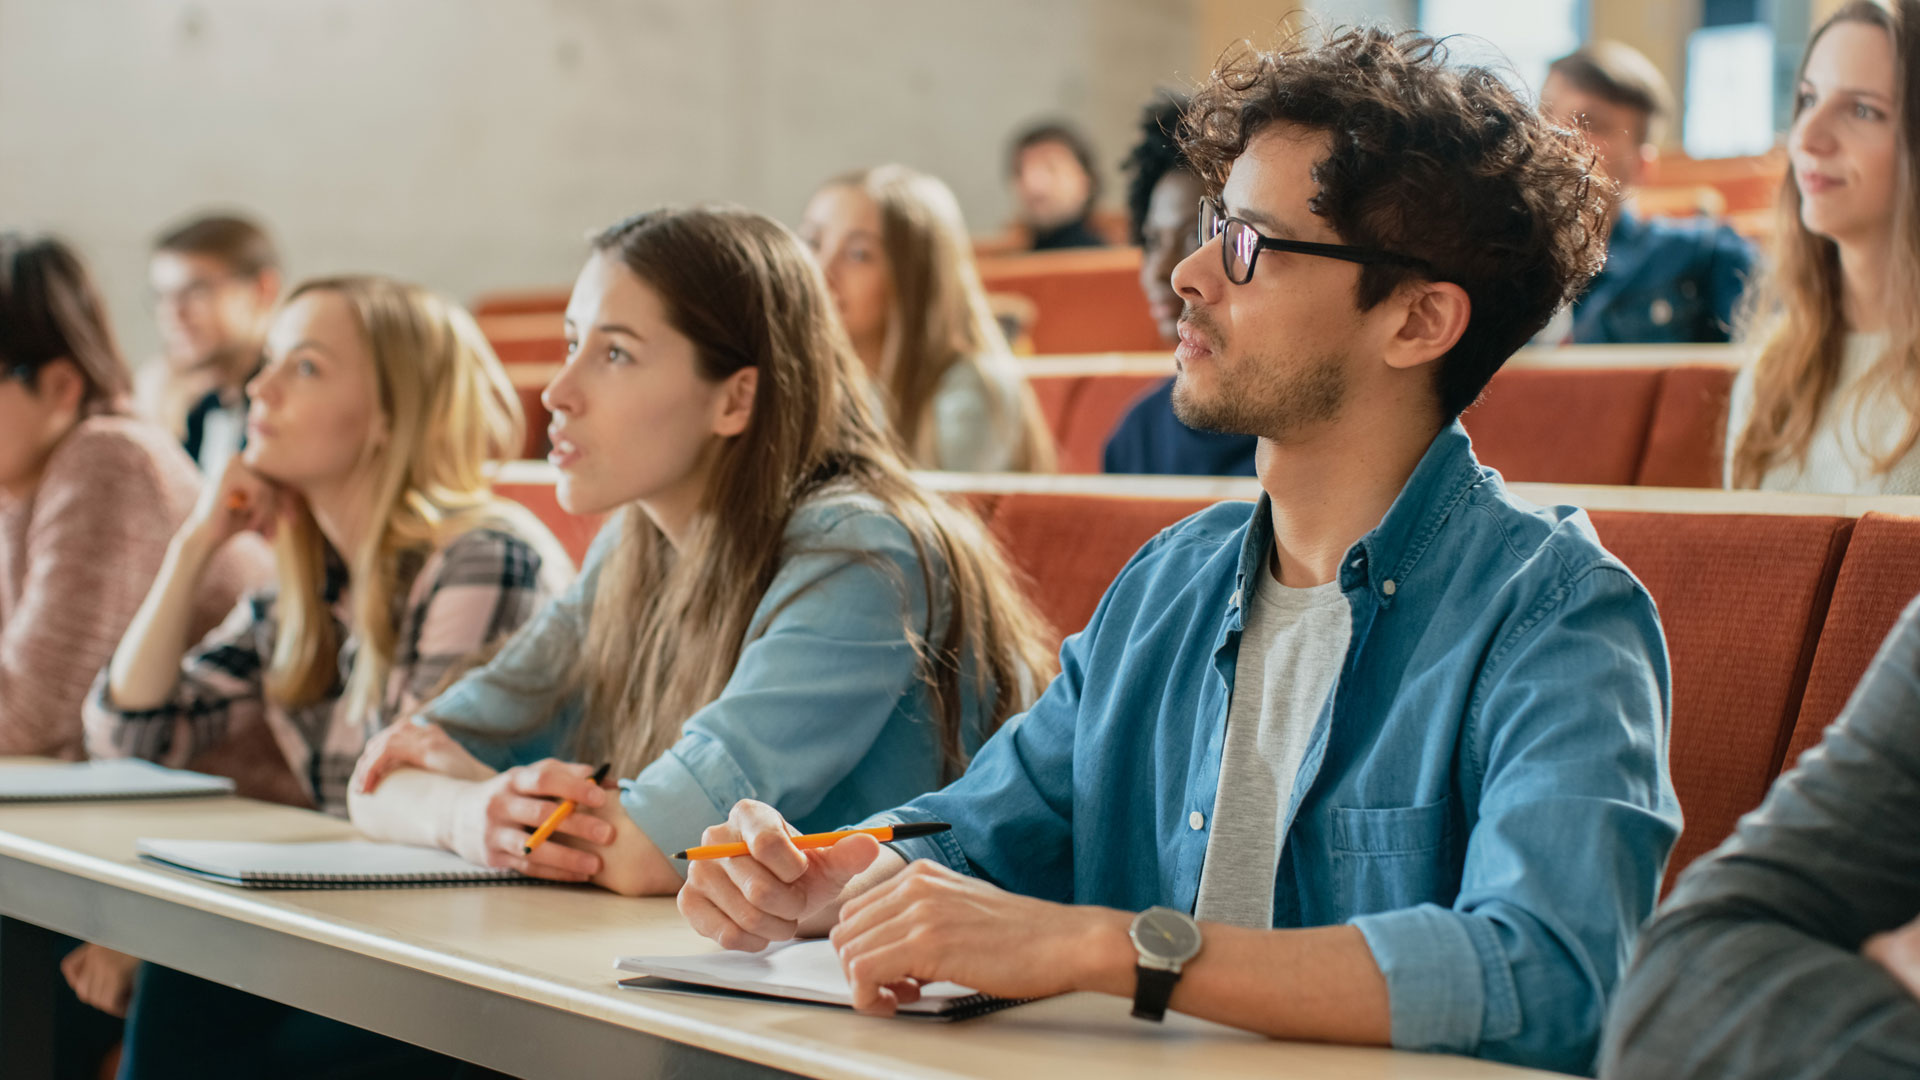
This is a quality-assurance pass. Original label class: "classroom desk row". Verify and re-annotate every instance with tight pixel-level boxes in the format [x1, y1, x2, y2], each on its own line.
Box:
[0, 759, 1567, 1080]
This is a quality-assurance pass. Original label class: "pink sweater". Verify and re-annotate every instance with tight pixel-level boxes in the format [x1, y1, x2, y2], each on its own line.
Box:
[0, 416, 272, 763]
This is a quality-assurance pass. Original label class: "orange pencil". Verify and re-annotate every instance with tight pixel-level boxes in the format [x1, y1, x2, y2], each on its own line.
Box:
[522, 763, 612, 854]
[673, 822, 951, 860]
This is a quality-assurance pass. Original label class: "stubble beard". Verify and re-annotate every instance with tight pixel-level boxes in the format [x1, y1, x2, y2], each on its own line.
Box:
[1170, 319, 1348, 439]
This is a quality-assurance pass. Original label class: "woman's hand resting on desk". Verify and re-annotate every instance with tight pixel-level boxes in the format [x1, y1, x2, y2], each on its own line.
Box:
[445, 760, 616, 883]
[61, 943, 141, 1018]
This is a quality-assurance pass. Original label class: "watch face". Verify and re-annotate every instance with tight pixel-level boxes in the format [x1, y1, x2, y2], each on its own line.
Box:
[1131, 906, 1202, 963]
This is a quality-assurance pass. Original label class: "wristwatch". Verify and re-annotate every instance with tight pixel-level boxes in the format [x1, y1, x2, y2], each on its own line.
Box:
[1128, 905, 1202, 1022]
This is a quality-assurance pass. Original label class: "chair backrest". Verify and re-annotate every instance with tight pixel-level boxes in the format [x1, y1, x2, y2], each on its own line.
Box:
[1784, 513, 1920, 770]
[976, 248, 1162, 355]
[1586, 510, 1852, 889]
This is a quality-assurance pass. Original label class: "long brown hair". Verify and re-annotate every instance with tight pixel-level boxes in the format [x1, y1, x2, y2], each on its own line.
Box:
[824, 166, 1055, 471]
[0, 233, 133, 416]
[1732, 0, 1920, 487]
[265, 276, 557, 719]
[574, 206, 1056, 780]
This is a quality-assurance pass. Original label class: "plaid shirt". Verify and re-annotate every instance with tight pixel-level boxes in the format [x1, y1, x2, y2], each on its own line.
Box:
[84, 525, 565, 816]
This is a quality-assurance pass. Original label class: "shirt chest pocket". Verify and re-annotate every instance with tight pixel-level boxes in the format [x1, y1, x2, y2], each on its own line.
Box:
[1325, 797, 1461, 914]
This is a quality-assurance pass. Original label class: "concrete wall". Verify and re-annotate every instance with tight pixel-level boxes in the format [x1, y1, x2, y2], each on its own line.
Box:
[0, 0, 1192, 360]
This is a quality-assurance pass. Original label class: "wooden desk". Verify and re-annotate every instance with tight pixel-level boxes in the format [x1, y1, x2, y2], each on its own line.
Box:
[0, 780, 1571, 1079]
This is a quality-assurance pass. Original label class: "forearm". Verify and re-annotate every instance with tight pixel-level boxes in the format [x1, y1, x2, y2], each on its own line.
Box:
[347, 768, 470, 851]
[579, 796, 686, 897]
[107, 529, 219, 709]
[1070, 918, 1390, 1043]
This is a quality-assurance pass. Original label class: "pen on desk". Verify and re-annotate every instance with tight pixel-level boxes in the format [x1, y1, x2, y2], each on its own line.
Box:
[673, 822, 952, 861]
[521, 763, 612, 855]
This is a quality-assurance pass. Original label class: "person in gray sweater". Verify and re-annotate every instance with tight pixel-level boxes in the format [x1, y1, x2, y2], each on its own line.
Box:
[1601, 594, 1920, 1078]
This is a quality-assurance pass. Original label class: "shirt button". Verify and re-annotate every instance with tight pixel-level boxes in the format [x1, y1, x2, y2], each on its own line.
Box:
[1382, 579, 1397, 597]
[1189, 811, 1205, 830]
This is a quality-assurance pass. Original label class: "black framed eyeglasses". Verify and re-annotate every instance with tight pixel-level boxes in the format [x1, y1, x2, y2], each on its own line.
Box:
[1199, 197, 1431, 285]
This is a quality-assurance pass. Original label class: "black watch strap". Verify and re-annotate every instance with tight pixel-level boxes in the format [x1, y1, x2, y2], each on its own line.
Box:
[1131, 964, 1181, 1022]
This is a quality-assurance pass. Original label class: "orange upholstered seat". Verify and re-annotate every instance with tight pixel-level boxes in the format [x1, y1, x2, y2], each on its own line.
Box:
[1784, 513, 1920, 770]
[1587, 510, 1851, 889]
[976, 249, 1162, 355]
[1462, 368, 1664, 485]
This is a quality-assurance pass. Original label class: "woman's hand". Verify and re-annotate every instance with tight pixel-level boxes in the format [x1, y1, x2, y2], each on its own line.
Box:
[59, 944, 141, 1018]
[445, 760, 615, 882]
[184, 455, 289, 549]
[353, 720, 495, 795]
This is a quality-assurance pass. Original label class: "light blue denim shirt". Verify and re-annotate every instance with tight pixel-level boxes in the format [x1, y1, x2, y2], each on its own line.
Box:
[423, 486, 991, 870]
[869, 421, 1682, 1075]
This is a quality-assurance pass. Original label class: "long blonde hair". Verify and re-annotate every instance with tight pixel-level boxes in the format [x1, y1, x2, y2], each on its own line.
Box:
[574, 206, 1057, 780]
[264, 276, 538, 719]
[825, 166, 1056, 472]
[1732, 0, 1920, 487]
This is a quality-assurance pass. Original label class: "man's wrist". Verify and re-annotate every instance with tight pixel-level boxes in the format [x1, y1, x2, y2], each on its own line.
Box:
[1069, 907, 1140, 997]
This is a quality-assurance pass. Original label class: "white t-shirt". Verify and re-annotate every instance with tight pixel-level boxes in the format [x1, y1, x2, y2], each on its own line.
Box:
[1193, 564, 1352, 929]
[1725, 332, 1920, 494]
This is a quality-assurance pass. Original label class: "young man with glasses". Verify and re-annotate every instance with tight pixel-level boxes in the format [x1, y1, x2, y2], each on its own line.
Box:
[140, 213, 281, 475]
[678, 28, 1679, 1074]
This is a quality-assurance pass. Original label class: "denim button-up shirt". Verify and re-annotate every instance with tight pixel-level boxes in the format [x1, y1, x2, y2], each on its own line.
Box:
[872, 421, 1681, 1075]
[425, 488, 992, 870]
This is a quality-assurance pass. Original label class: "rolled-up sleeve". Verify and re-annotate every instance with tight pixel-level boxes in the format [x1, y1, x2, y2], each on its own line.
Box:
[618, 507, 937, 866]
[1355, 564, 1680, 1074]
[1600, 596, 1920, 1079]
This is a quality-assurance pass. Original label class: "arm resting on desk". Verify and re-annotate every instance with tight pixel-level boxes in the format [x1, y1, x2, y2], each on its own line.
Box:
[348, 764, 683, 895]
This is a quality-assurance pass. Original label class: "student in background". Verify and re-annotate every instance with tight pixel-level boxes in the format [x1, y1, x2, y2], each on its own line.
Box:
[0, 232, 270, 1080]
[679, 29, 1678, 1075]
[1102, 93, 1259, 476]
[1538, 42, 1756, 344]
[800, 165, 1055, 472]
[1, 232, 266, 756]
[1009, 121, 1107, 250]
[141, 213, 282, 474]
[1602, 592, 1920, 1078]
[347, 207, 1056, 899]
[83, 276, 568, 1079]
[1727, 0, 1918, 494]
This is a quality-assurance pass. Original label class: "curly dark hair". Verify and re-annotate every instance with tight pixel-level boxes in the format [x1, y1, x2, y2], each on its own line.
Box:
[1180, 27, 1612, 417]
[1123, 92, 1193, 244]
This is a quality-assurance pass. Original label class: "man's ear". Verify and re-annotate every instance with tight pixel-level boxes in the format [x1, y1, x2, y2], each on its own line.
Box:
[712, 367, 759, 438]
[1383, 282, 1471, 372]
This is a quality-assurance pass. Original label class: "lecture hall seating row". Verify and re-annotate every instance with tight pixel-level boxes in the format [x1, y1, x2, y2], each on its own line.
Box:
[492, 463, 1920, 893]
[1022, 347, 1739, 482]
[502, 346, 1741, 489]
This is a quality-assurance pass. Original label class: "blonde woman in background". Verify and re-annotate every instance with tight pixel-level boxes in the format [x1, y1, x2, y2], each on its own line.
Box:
[348, 205, 1056, 899]
[1728, 0, 1920, 493]
[800, 165, 1055, 472]
[83, 276, 569, 1079]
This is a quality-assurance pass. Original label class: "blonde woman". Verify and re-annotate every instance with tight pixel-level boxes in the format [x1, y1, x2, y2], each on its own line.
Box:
[1728, 0, 1919, 492]
[348, 206, 1056, 898]
[799, 165, 1055, 472]
[85, 277, 570, 1080]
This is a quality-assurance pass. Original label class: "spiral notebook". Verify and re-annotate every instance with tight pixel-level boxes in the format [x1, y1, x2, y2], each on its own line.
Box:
[135, 838, 529, 890]
[616, 939, 1029, 1020]
[0, 759, 235, 802]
